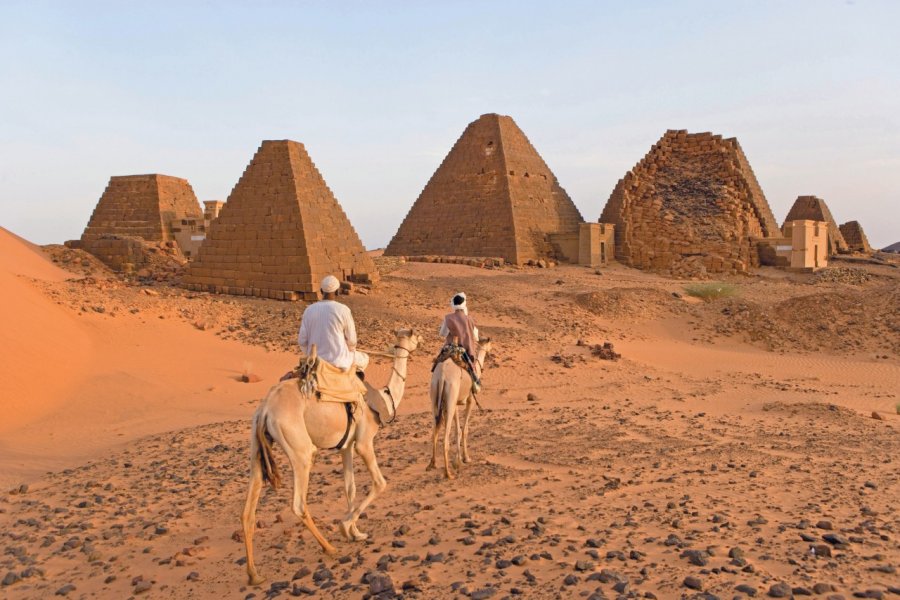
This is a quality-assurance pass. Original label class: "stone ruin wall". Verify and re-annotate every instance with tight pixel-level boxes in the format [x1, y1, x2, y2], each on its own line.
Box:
[385, 114, 582, 265]
[79, 175, 202, 272]
[600, 130, 780, 277]
[782, 196, 848, 256]
[183, 140, 377, 301]
[838, 221, 872, 253]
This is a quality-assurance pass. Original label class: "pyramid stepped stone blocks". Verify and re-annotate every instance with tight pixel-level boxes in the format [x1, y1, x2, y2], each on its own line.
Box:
[78, 174, 203, 271]
[783, 195, 848, 256]
[182, 140, 377, 301]
[838, 221, 872, 253]
[384, 113, 584, 265]
[599, 129, 781, 277]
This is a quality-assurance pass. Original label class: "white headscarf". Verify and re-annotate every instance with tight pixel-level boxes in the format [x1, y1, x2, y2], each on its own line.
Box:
[321, 275, 340, 294]
[451, 292, 468, 315]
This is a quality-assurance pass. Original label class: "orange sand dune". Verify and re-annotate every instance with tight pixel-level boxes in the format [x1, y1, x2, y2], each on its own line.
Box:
[0, 227, 91, 431]
[0, 227, 296, 488]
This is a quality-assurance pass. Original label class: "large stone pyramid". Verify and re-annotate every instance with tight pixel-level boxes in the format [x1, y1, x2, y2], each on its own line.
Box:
[183, 140, 377, 301]
[783, 196, 848, 256]
[81, 174, 202, 242]
[599, 129, 780, 276]
[384, 113, 583, 264]
[838, 221, 872, 254]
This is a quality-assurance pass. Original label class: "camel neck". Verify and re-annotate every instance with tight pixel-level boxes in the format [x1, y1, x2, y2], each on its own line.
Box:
[386, 345, 411, 410]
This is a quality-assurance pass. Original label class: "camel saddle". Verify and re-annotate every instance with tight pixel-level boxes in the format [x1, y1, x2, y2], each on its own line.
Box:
[431, 343, 470, 373]
[283, 355, 366, 404]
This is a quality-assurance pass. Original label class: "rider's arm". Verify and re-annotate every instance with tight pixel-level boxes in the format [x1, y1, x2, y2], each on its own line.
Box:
[439, 315, 449, 338]
[344, 308, 358, 351]
[298, 316, 309, 352]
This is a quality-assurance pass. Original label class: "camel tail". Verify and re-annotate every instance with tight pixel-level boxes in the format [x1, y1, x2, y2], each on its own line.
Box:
[255, 412, 281, 489]
[435, 378, 452, 426]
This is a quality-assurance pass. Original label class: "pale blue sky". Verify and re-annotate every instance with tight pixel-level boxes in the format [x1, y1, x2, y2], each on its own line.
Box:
[1, 1, 897, 248]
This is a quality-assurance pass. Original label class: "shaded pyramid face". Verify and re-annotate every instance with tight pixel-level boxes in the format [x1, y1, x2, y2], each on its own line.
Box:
[385, 113, 583, 264]
[783, 196, 848, 255]
[183, 140, 377, 301]
[600, 129, 781, 275]
[81, 174, 202, 242]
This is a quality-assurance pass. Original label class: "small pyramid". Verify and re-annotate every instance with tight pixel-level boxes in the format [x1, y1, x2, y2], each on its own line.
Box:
[81, 174, 202, 243]
[783, 196, 847, 255]
[838, 221, 872, 254]
[384, 113, 583, 264]
[600, 130, 780, 275]
[183, 140, 377, 300]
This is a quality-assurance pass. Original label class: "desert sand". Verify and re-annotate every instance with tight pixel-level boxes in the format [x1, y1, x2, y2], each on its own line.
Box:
[0, 227, 898, 599]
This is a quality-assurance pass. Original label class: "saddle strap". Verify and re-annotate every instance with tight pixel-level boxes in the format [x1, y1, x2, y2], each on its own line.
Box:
[331, 402, 355, 451]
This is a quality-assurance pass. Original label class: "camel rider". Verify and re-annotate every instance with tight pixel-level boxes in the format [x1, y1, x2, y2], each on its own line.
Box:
[439, 292, 481, 392]
[298, 275, 369, 375]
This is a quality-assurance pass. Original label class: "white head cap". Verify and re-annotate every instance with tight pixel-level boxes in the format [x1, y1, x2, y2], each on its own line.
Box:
[321, 275, 340, 294]
[451, 292, 467, 314]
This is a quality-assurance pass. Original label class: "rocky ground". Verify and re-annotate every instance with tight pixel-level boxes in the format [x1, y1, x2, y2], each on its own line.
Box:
[1, 251, 898, 599]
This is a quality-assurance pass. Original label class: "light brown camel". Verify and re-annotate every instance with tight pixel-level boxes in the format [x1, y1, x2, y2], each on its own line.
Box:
[241, 329, 422, 586]
[427, 340, 492, 479]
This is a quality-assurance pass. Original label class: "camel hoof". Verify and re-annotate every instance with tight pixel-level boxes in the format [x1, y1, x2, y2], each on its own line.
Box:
[351, 529, 369, 541]
[339, 521, 353, 542]
[425, 462, 435, 471]
[462, 457, 472, 464]
[445, 471, 456, 480]
[248, 573, 266, 587]
[323, 545, 338, 556]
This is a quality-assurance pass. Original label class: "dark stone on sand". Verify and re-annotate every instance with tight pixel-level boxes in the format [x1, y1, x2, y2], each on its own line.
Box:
[368, 573, 394, 595]
[575, 560, 594, 572]
[735, 584, 757, 596]
[470, 589, 496, 600]
[813, 584, 835, 594]
[823, 533, 849, 546]
[563, 574, 579, 585]
[683, 575, 702, 590]
[2, 572, 20, 586]
[768, 583, 792, 598]
[793, 587, 812, 596]
[681, 549, 709, 566]
[55, 584, 76, 596]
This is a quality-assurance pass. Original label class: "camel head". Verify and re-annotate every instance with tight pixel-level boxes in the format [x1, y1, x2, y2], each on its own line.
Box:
[395, 328, 423, 353]
[479, 337, 493, 354]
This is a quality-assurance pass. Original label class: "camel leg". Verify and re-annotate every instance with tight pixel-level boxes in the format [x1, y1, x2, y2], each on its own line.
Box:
[287, 449, 337, 555]
[341, 439, 386, 537]
[453, 400, 463, 471]
[338, 446, 360, 541]
[461, 397, 475, 463]
[242, 448, 266, 586]
[443, 399, 456, 480]
[427, 381, 441, 471]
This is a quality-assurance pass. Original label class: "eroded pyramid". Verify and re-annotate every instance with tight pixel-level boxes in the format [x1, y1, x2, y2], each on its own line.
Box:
[81, 174, 202, 242]
[183, 140, 377, 300]
[838, 221, 872, 254]
[384, 113, 583, 264]
[783, 196, 848, 256]
[599, 129, 780, 276]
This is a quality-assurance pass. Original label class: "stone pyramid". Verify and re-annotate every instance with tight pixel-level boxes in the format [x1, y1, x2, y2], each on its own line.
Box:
[599, 129, 780, 276]
[838, 221, 872, 253]
[783, 196, 848, 256]
[384, 113, 583, 264]
[81, 174, 202, 243]
[183, 140, 377, 301]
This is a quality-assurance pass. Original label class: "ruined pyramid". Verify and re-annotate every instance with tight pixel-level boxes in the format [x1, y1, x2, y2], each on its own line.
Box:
[783, 196, 848, 256]
[78, 174, 203, 271]
[81, 174, 202, 243]
[599, 129, 781, 276]
[183, 140, 377, 301]
[838, 221, 872, 254]
[384, 113, 584, 264]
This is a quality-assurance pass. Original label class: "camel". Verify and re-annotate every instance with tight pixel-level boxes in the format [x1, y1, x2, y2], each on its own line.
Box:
[427, 339, 492, 479]
[241, 328, 422, 586]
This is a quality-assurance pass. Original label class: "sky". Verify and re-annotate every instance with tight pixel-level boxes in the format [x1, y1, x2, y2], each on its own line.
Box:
[1, 1, 898, 249]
